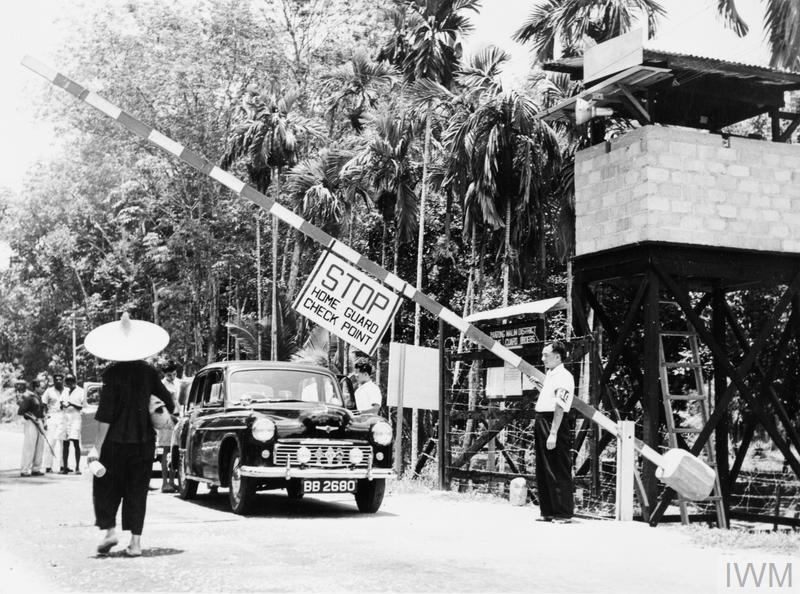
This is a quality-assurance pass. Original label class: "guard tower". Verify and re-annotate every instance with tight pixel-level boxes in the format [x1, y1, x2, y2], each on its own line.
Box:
[543, 31, 800, 527]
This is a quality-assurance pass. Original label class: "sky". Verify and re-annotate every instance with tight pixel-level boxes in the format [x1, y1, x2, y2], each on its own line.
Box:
[0, 0, 773, 196]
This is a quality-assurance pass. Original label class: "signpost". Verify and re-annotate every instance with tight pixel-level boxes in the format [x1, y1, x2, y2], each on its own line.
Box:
[293, 251, 401, 356]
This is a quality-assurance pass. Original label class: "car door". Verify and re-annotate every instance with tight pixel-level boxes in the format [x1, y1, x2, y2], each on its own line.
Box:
[185, 372, 207, 477]
[197, 369, 225, 478]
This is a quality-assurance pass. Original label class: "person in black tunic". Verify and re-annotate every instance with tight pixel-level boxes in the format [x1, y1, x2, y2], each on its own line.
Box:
[84, 313, 172, 556]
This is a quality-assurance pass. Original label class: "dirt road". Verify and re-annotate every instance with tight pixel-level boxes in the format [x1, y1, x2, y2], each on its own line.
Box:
[0, 425, 781, 593]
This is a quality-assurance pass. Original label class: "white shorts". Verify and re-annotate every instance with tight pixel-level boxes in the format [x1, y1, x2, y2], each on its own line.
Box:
[63, 410, 82, 441]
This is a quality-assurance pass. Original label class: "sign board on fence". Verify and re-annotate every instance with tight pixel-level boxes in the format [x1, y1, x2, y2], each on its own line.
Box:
[293, 251, 401, 356]
[485, 321, 543, 349]
[387, 342, 439, 410]
[486, 364, 538, 398]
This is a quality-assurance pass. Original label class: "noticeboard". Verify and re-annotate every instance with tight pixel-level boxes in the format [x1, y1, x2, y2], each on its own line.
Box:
[386, 342, 439, 410]
[481, 319, 545, 350]
[292, 251, 401, 356]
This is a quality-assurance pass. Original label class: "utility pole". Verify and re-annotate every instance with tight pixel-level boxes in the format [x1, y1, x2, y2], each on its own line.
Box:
[256, 216, 262, 360]
[70, 313, 86, 377]
[271, 218, 278, 360]
[72, 315, 77, 376]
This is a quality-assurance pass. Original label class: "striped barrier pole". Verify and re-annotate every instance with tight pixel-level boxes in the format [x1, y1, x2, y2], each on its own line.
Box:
[21, 55, 715, 501]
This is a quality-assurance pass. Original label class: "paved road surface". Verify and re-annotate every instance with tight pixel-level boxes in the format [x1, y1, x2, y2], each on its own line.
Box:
[0, 425, 774, 593]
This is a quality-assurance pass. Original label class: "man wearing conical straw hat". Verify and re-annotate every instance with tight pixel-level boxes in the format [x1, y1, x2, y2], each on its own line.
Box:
[84, 312, 176, 557]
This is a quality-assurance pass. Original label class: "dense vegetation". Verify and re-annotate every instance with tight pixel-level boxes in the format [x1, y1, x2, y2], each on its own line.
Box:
[1, 0, 798, 417]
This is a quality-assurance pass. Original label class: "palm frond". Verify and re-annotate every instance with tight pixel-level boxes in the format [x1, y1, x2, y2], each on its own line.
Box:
[512, 0, 562, 62]
[715, 0, 749, 36]
[290, 325, 330, 367]
[764, 0, 800, 70]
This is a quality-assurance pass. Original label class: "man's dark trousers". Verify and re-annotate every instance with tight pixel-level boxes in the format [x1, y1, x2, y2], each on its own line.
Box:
[534, 411, 574, 518]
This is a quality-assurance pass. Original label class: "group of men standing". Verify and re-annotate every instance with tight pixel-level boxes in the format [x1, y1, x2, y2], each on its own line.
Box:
[16, 372, 86, 477]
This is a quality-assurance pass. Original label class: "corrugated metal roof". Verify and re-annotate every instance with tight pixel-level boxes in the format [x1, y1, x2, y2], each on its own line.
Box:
[538, 64, 671, 121]
[641, 41, 772, 69]
[545, 47, 800, 86]
[642, 47, 800, 84]
[464, 297, 567, 323]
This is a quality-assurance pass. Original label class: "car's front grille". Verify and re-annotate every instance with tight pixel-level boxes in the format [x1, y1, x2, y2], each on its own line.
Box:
[274, 441, 372, 469]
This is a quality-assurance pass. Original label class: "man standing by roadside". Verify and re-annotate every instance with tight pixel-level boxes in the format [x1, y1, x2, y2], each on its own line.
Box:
[533, 341, 575, 524]
[17, 379, 46, 477]
[61, 374, 85, 473]
[41, 373, 67, 473]
[353, 358, 381, 414]
[158, 361, 179, 493]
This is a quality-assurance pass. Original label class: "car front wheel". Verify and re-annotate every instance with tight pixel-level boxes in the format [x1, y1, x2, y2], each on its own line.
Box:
[228, 447, 255, 515]
[177, 450, 198, 500]
[354, 478, 385, 513]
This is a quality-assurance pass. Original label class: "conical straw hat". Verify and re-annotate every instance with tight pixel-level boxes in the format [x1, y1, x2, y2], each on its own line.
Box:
[84, 313, 169, 361]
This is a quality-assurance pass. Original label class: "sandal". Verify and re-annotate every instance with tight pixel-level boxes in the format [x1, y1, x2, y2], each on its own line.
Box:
[123, 547, 142, 557]
[96, 536, 119, 555]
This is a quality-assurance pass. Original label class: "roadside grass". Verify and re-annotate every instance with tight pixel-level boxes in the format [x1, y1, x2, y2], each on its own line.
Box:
[673, 524, 800, 555]
[388, 475, 513, 505]
[387, 467, 512, 505]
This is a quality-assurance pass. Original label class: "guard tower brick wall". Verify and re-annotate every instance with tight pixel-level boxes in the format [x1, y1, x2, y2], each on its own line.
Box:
[575, 125, 800, 256]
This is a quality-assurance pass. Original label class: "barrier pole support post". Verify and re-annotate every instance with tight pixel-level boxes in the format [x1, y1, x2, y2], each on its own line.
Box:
[615, 420, 635, 521]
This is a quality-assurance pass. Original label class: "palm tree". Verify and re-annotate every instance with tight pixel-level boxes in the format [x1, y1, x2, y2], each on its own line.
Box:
[284, 148, 370, 299]
[443, 51, 562, 307]
[716, 0, 800, 70]
[319, 51, 398, 134]
[378, 0, 480, 346]
[221, 87, 322, 359]
[343, 111, 419, 342]
[513, 0, 665, 64]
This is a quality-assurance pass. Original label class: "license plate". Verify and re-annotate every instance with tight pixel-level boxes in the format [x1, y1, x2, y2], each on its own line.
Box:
[302, 479, 357, 494]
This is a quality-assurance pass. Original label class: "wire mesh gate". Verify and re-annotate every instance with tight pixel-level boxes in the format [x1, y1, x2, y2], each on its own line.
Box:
[435, 326, 622, 517]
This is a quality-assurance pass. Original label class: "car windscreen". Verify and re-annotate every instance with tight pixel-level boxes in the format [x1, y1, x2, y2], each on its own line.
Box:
[228, 369, 342, 406]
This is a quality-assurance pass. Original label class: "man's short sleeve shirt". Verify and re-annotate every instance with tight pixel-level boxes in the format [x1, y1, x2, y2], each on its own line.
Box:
[42, 387, 66, 415]
[354, 381, 382, 412]
[534, 364, 575, 413]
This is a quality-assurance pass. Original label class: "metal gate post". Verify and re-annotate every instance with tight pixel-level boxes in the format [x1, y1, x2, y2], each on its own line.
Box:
[615, 420, 635, 521]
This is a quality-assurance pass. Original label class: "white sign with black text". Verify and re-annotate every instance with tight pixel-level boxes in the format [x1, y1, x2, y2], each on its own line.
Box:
[292, 251, 401, 355]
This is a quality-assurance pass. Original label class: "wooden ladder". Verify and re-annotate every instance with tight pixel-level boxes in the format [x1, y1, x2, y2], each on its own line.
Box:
[658, 302, 727, 528]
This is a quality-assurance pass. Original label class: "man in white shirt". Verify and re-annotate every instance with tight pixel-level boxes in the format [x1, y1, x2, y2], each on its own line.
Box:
[41, 373, 67, 473]
[61, 374, 86, 473]
[353, 359, 381, 414]
[533, 341, 575, 523]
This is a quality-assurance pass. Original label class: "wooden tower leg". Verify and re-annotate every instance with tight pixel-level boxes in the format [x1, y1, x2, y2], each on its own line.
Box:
[712, 287, 731, 521]
[643, 270, 661, 505]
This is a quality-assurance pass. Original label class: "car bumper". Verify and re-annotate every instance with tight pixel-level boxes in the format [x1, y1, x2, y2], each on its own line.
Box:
[239, 465, 395, 480]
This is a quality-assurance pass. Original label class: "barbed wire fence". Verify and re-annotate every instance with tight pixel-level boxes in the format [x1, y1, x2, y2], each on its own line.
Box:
[420, 334, 800, 529]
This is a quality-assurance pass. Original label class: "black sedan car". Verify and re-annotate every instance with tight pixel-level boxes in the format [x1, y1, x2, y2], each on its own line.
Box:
[172, 361, 394, 515]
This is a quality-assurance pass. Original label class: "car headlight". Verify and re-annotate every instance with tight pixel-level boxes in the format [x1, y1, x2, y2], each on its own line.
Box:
[251, 417, 276, 442]
[371, 421, 392, 446]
